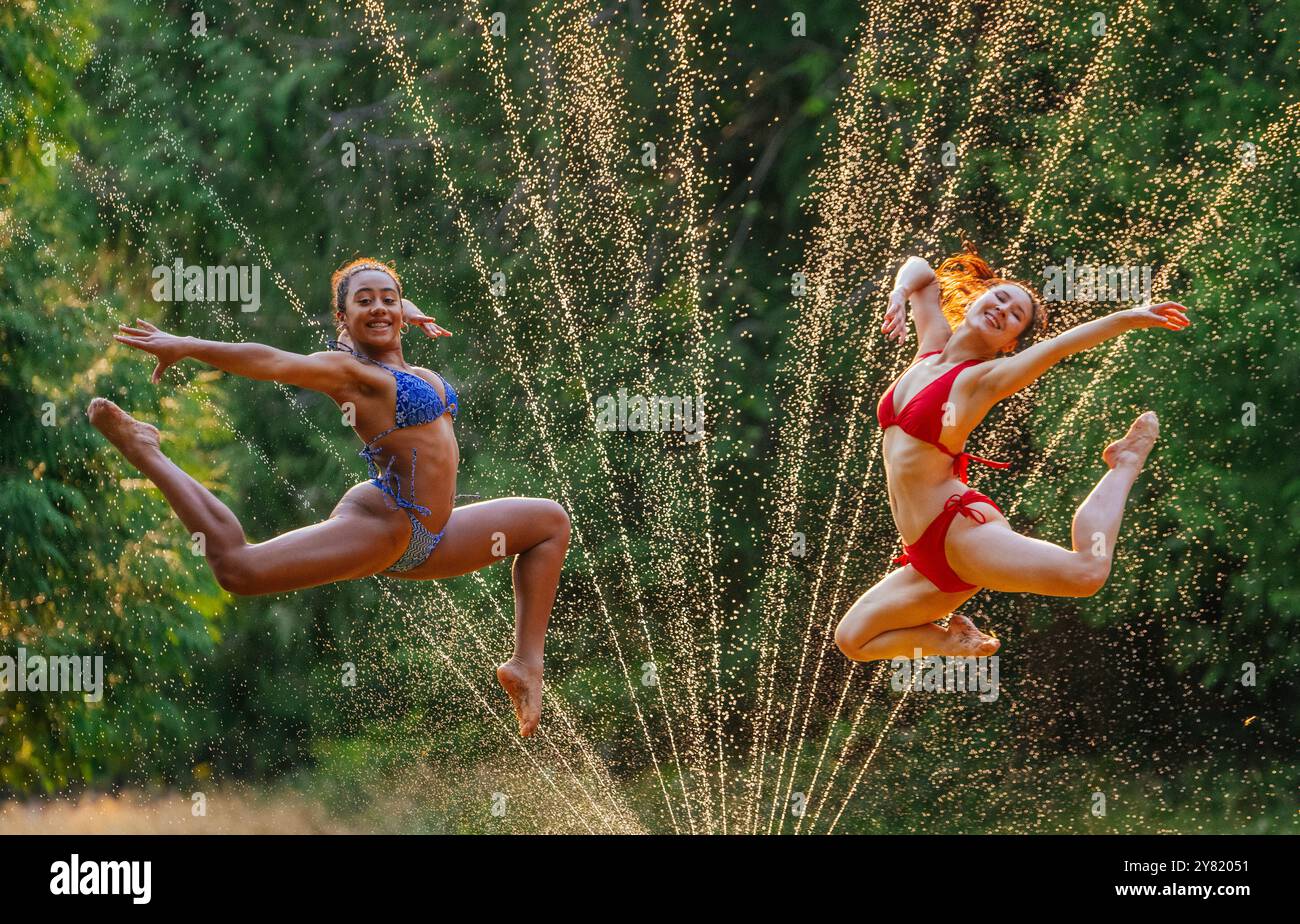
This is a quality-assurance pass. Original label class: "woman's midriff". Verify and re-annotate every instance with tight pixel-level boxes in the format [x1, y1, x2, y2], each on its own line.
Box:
[365, 418, 459, 529]
[882, 428, 995, 544]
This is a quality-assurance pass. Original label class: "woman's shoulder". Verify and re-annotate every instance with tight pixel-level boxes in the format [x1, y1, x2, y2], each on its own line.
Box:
[311, 345, 391, 396]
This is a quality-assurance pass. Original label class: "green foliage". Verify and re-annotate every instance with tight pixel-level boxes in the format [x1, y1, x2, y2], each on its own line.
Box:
[0, 12, 233, 793]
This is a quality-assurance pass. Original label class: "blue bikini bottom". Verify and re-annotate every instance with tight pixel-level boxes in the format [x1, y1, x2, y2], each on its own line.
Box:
[384, 509, 445, 574]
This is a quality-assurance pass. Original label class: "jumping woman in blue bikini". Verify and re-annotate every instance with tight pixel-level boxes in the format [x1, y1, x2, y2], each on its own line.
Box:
[88, 259, 567, 736]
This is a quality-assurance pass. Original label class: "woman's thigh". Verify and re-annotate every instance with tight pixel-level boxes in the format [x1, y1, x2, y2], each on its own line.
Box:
[401, 497, 569, 581]
[945, 517, 1089, 596]
[218, 490, 408, 594]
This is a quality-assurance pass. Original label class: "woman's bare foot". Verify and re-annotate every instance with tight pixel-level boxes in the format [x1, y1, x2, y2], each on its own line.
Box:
[1103, 411, 1159, 471]
[87, 398, 161, 466]
[496, 658, 543, 737]
[941, 613, 1000, 657]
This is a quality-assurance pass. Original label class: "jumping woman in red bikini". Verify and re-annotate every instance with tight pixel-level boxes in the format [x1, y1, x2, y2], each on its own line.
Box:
[834, 246, 1190, 662]
[87, 259, 568, 735]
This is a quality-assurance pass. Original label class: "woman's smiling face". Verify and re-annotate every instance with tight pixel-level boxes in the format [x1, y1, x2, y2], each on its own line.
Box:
[965, 283, 1035, 352]
[339, 269, 403, 348]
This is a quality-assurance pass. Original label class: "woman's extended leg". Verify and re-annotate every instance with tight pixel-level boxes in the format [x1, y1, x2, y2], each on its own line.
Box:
[834, 565, 996, 661]
[88, 398, 403, 594]
[400, 497, 571, 736]
[836, 411, 1159, 663]
[946, 411, 1159, 595]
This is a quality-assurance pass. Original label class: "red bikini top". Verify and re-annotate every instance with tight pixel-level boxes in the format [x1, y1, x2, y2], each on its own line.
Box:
[876, 350, 1009, 484]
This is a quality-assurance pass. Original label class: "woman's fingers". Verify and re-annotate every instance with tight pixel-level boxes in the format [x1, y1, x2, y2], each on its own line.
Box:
[1152, 302, 1191, 328]
[883, 291, 915, 342]
[113, 334, 153, 351]
[414, 318, 452, 337]
[150, 359, 175, 384]
[1135, 303, 1190, 330]
[118, 324, 149, 336]
[136, 317, 159, 331]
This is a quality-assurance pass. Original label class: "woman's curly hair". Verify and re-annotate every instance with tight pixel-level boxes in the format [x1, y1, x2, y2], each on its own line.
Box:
[935, 241, 1047, 352]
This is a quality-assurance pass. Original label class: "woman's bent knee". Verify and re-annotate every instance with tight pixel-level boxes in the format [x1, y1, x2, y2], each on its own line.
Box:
[834, 614, 868, 659]
[834, 622, 857, 658]
[541, 499, 570, 545]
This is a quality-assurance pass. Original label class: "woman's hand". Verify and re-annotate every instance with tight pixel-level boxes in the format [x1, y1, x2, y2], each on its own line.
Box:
[1123, 302, 1192, 332]
[401, 299, 451, 339]
[881, 286, 909, 343]
[114, 319, 191, 384]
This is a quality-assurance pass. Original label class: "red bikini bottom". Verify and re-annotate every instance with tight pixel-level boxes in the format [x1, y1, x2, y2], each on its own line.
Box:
[892, 489, 1001, 593]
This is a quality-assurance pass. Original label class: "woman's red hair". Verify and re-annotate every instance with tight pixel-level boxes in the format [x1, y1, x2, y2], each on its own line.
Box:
[935, 242, 1046, 351]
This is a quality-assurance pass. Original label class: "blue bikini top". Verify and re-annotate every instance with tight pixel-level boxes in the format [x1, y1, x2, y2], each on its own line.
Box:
[328, 341, 458, 515]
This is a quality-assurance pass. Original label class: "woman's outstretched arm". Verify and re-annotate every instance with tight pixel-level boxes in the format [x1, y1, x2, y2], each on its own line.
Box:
[975, 302, 1190, 404]
[114, 318, 358, 395]
[883, 257, 950, 356]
